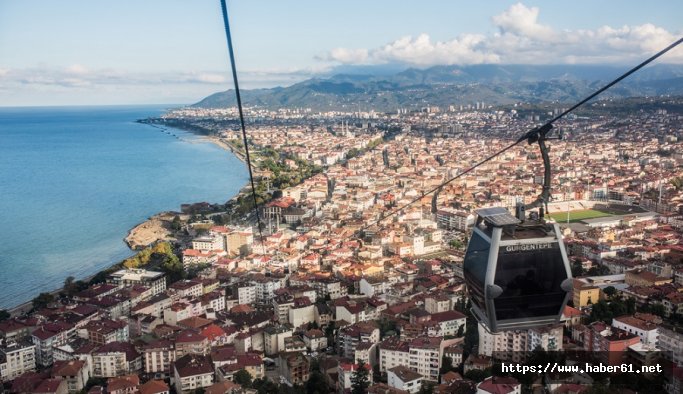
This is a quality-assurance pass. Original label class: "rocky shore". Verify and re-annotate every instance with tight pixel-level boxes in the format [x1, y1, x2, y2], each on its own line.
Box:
[124, 212, 177, 250]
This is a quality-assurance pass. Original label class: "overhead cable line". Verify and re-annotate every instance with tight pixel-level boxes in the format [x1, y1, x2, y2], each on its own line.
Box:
[219, 0, 265, 246]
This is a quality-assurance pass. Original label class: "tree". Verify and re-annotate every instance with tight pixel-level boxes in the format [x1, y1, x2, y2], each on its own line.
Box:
[378, 317, 398, 339]
[625, 297, 636, 315]
[251, 378, 278, 394]
[456, 324, 465, 338]
[603, 286, 617, 299]
[233, 369, 252, 388]
[608, 299, 627, 318]
[350, 362, 370, 394]
[0, 310, 10, 321]
[440, 355, 455, 375]
[464, 368, 491, 383]
[449, 239, 463, 249]
[586, 265, 610, 276]
[32, 292, 55, 310]
[589, 299, 613, 323]
[650, 303, 666, 318]
[85, 377, 107, 391]
[63, 276, 78, 297]
[418, 381, 435, 394]
[171, 215, 182, 231]
[305, 371, 329, 394]
[372, 364, 385, 384]
[571, 261, 586, 277]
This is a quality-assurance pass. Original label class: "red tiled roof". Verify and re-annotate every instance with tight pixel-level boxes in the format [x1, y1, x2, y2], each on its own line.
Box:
[139, 380, 169, 394]
[107, 375, 140, 393]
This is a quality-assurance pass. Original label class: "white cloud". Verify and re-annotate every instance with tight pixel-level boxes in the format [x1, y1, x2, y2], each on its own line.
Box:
[326, 48, 369, 64]
[371, 33, 500, 65]
[491, 3, 556, 41]
[0, 67, 236, 89]
[65, 64, 88, 75]
[187, 73, 226, 84]
[0, 64, 327, 95]
[323, 2, 683, 66]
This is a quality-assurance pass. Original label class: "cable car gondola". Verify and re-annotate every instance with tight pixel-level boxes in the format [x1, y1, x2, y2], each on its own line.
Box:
[464, 206, 573, 332]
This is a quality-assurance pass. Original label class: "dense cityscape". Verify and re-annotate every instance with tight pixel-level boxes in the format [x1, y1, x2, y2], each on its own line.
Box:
[2, 97, 683, 394]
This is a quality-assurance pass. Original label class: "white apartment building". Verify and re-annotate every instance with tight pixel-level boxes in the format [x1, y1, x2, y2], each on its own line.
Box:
[527, 324, 563, 352]
[658, 326, 683, 367]
[169, 280, 203, 299]
[108, 269, 166, 296]
[478, 322, 564, 363]
[142, 339, 176, 378]
[92, 342, 141, 378]
[191, 235, 223, 252]
[387, 365, 423, 394]
[409, 336, 441, 382]
[173, 355, 214, 394]
[237, 284, 257, 305]
[52, 359, 90, 393]
[182, 249, 218, 267]
[288, 302, 315, 328]
[253, 278, 284, 303]
[311, 279, 347, 300]
[612, 315, 659, 346]
[436, 208, 475, 231]
[32, 323, 75, 367]
[263, 325, 293, 356]
[424, 295, 451, 314]
[0, 341, 36, 381]
[379, 338, 410, 373]
[478, 323, 527, 363]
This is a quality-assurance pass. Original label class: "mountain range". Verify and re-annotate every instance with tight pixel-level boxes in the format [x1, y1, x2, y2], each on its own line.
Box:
[193, 64, 683, 112]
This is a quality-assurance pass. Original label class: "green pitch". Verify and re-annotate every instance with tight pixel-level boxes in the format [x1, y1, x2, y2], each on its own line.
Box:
[548, 209, 613, 223]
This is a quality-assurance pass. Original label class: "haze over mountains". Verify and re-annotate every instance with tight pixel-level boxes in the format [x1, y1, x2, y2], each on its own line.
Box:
[194, 64, 683, 112]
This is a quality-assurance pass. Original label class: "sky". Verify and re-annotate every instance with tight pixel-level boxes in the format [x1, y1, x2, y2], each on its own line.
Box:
[1, 1, 682, 106]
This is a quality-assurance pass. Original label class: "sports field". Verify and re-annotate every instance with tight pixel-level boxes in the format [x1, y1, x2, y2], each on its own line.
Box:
[548, 209, 613, 223]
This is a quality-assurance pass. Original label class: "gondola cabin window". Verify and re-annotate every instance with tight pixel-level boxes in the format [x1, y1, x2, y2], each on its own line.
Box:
[493, 242, 568, 321]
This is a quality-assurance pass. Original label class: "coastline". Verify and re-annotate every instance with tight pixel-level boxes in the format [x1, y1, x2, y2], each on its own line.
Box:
[124, 133, 251, 250]
[203, 135, 247, 163]
[124, 212, 176, 250]
[6, 121, 249, 315]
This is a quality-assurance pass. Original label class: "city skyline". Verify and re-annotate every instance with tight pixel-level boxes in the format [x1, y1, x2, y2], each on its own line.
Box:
[1, 1, 682, 106]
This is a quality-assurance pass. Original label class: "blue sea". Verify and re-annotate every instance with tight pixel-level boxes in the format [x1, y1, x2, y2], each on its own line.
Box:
[0, 105, 248, 308]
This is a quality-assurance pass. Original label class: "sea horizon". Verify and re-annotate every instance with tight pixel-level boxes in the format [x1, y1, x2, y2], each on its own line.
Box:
[0, 105, 249, 309]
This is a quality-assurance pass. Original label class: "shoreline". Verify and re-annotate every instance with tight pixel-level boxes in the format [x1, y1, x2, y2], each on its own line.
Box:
[203, 135, 247, 163]
[6, 121, 250, 315]
[125, 127, 251, 250]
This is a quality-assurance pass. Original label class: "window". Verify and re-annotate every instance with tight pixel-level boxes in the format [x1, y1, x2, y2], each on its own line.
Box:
[493, 244, 568, 321]
[464, 232, 490, 310]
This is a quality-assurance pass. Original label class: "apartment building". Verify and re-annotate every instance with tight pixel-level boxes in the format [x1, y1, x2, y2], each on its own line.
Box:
[409, 336, 441, 382]
[173, 354, 214, 394]
[0, 341, 36, 381]
[92, 342, 141, 378]
[142, 339, 176, 378]
[108, 269, 166, 296]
